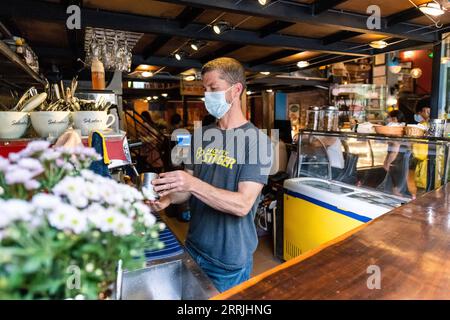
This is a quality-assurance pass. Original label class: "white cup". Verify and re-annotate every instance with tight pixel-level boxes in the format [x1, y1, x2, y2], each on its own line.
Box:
[30, 111, 71, 138]
[72, 111, 116, 136]
[0, 111, 29, 139]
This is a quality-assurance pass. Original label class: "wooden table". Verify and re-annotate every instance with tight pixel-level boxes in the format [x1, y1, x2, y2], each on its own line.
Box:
[213, 185, 450, 300]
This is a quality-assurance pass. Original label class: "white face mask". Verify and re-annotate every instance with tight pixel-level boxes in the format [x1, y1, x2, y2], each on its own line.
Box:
[204, 85, 236, 119]
[414, 114, 424, 123]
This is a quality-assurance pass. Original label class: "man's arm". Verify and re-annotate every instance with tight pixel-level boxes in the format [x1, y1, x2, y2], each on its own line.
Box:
[191, 180, 263, 217]
[153, 170, 263, 217]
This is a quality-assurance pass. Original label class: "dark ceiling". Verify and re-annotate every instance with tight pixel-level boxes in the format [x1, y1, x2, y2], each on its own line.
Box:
[0, 0, 446, 83]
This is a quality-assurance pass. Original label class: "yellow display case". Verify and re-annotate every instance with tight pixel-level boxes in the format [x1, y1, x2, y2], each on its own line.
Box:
[283, 178, 406, 261]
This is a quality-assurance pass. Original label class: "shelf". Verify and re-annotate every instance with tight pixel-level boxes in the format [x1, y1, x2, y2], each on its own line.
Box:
[0, 40, 46, 88]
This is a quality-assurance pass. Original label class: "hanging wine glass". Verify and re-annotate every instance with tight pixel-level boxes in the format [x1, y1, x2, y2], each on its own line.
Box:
[124, 37, 132, 72]
[88, 31, 100, 65]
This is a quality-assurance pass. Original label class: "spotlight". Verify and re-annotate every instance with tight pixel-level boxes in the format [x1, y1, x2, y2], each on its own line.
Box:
[260, 71, 271, 75]
[258, 0, 270, 5]
[161, 93, 168, 98]
[370, 40, 388, 49]
[266, 89, 273, 93]
[213, 21, 231, 35]
[141, 71, 153, 78]
[153, 96, 158, 100]
[190, 41, 205, 51]
[419, 2, 445, 16]
[175, 50, 187, 61]
[147, 96, 152, 100]
[296, 61, 310, 68]
[184, 75, 196, 81]
[246, 90, 253, 95]
[201, 97, 205, 102]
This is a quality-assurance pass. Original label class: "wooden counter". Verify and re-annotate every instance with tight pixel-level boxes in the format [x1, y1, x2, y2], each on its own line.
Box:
[213, 184, 450, 300]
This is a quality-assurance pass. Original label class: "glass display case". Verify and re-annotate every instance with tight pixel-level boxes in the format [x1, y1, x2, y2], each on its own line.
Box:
[330, 84, 389, 126]
[294, 130, 450, 199]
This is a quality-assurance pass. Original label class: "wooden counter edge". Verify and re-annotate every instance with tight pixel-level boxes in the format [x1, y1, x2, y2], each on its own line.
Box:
[210, 219, 375, 300]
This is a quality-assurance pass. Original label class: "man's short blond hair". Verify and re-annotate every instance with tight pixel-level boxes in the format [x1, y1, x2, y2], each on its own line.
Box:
[201, 57, 246, 96]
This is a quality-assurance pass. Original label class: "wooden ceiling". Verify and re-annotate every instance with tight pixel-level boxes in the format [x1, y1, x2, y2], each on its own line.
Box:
[0, 0, 446, 81]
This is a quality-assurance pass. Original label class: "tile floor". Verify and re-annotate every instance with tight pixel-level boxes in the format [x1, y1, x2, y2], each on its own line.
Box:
[159, 211, 283, 277]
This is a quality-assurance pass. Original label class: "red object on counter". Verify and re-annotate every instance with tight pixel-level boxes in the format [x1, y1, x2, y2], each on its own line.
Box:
[0, 132, 130, 165]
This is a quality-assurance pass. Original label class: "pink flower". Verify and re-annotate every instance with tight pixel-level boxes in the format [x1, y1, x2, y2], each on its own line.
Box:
[17, 158, 44, 175]
[24, 179, 40, 190]
[0, 157, 9, 171]
[5, 168, 34, 185]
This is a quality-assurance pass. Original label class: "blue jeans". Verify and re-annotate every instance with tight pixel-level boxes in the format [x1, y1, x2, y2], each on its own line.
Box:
[185, 245, 253, 293]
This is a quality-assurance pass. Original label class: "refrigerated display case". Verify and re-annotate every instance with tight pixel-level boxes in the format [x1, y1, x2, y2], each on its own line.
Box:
[283, 177, 407, 260]
[295, 130, 450, 197]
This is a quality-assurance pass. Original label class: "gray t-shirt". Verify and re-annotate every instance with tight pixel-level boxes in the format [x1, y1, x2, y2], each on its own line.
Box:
[185, 121, 273, 270]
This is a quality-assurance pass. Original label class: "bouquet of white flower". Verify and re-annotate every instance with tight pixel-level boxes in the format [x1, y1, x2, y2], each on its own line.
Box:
[0, 141, 164, 299]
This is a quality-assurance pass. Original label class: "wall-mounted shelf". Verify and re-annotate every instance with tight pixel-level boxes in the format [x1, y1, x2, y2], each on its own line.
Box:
[0, 39, 46, 88]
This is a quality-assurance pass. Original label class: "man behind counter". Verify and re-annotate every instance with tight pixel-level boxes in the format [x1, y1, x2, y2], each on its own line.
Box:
[148, 57, 273, 292]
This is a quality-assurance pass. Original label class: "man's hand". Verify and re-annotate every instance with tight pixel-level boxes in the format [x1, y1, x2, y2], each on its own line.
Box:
[146, 195, 171, 212]
[152, 170, 197, 198]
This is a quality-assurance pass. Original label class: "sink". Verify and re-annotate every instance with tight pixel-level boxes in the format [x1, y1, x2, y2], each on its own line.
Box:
[118, 253, 219, 300]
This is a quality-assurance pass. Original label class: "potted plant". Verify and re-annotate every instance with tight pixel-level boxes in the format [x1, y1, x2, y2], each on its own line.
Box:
[0, 141, 164, 299]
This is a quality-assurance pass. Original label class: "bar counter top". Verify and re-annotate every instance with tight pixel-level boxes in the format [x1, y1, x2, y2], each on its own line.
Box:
[213, 184, 450, 300]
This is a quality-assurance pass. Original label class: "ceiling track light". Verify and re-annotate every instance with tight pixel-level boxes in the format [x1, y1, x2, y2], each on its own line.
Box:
[258, 0, 271, 5]
[296, 61, 310, 68]
[418, 2, 445, 17]
[184, 75, 196, 81]
[409, 0, 445, 27]
[369, 40, 389, 49]
[141, 71, 154, 78]
[213, 21, 231, 35]
[174, 50, 187, 61]
[190, 40, 205, 51]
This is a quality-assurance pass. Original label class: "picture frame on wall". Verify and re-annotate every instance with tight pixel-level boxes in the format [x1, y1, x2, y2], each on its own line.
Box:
[374, 54, 386, 66]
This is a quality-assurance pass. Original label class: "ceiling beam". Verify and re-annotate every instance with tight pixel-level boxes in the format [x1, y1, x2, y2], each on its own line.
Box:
[322, 31, 362, 45]
[201, 43, 244, 62]
[248, 49, 299, 67]
[34, 46, 279, 73]
[259, 20, 295, 38]
[312, 0, 349, 15]
[156, 0, 437, 43]
[2, 0, 371, 57]
[303, 54, 360, 69]
[142, 7, 204, 59]
[142, 35, 172, 60]
[387, 7, 423, 27]
[177, 6, 205, 29]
